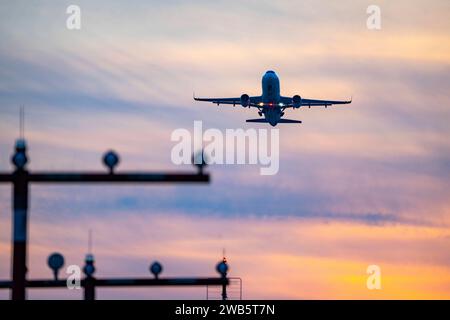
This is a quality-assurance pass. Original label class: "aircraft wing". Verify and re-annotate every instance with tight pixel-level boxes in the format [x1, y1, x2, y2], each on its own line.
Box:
[280, 96, 352, 107]
[194, 95, 262, 107]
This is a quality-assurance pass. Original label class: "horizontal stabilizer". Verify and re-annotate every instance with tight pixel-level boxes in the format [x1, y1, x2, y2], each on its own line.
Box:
[246, 118, 302, 124]
[278, 119, 302, 123]
[246, 119, 268, 123]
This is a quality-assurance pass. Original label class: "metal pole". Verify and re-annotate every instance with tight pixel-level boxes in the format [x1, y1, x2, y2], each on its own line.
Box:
[11, 169, 28, 300]
[84, 277, 95, 301]
[221, 279, 227, 301]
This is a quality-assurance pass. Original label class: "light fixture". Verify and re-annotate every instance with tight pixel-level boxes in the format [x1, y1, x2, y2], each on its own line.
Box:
[103, 150, 120, 174]
[47, 252, 65, 280]
[150, 261, 163, 279]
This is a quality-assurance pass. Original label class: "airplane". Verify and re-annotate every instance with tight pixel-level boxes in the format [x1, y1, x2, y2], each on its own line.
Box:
[194, 70, 352, 126]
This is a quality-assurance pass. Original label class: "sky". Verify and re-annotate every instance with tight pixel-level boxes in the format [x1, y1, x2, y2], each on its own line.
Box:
[0, 0, 450, 299]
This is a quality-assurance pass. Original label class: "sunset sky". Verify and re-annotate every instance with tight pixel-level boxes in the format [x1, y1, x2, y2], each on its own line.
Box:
[0, 0, 449, 299]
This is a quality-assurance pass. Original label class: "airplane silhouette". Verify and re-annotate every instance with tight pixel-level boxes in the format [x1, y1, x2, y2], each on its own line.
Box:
[194, 70, 352, 126]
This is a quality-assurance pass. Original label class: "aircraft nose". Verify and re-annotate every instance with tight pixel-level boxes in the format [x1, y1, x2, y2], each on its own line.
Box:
[264, 70, 276, 77]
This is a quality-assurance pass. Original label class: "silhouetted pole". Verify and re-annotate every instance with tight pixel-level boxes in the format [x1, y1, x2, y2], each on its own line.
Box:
[12, 170, 28, 300]
[0, 141, 210, 300]
[11, 140, 28, 300]
[83, 254, 96, 300]
[216, 257, 229, 301]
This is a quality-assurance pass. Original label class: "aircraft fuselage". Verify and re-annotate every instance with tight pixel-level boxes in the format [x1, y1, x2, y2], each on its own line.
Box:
[261, 71, 282, 126]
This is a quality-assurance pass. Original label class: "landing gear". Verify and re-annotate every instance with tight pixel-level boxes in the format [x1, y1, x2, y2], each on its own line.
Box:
[258, 111, 263, 116]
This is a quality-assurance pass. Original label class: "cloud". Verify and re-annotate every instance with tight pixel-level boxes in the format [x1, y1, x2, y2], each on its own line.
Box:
[1, 212, 450, 299]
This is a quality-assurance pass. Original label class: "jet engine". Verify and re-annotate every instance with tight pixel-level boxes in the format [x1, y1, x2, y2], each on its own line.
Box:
[240, 94, 250, 107]
[292, 95, 302, 109]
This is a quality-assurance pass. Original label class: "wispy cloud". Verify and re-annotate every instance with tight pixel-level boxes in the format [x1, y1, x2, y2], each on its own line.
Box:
[1, 213, 449, 299]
